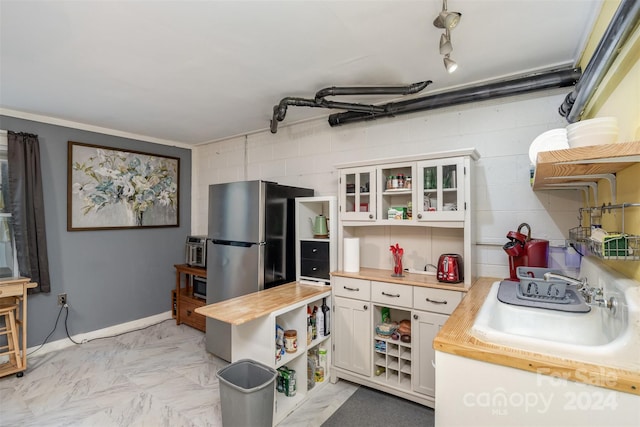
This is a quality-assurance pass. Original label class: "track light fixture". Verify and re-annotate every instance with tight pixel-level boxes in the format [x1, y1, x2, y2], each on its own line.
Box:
[434, 0, 461, 73]
[443, 55, 458, 73]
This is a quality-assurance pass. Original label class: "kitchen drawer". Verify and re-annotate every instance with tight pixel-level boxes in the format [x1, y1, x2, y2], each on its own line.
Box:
[301, 259, 330, 280]
[413, 286, 462, 315]
[179, 296, 206, 332]
[371, 281, 412, 307]
[301, 241, 330, 261]
[333, 276, 370, 300]
[0, 284, 23, 298]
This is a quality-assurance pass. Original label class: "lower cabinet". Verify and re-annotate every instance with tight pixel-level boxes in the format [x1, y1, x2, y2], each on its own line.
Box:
[412, 310, 448, 397]
[332, 274, 463, 407]
[333, 296, 371, 376]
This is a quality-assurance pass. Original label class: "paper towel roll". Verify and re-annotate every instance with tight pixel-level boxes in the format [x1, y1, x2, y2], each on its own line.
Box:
[344, 238, 360, 272]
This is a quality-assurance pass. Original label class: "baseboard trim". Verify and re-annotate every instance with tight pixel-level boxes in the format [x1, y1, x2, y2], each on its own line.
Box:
[27, 311, 173, 356]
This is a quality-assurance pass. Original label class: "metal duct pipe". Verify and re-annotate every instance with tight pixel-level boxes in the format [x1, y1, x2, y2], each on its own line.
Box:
[315, 81, 431, 101]
[559, 0, 640, 122]
[270, 81, 432, 133]
[328, 67, 581, 127]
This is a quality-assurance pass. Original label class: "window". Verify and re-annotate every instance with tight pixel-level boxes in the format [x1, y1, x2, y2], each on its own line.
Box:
[0, 130, 16, 278]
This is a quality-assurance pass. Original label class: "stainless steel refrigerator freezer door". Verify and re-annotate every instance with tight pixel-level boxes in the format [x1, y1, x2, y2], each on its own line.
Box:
[208, 181, 264, 243]
[206, 240, 263, 304]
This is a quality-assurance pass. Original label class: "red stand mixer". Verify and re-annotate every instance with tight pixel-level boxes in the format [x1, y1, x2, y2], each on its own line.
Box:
[503, 223, 549, 281]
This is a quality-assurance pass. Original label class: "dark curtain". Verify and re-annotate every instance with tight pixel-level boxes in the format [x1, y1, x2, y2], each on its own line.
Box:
[7, 132, 51, 293]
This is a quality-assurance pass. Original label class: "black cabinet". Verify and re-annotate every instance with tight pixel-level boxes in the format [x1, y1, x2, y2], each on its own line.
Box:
[300, 241, 330, 280]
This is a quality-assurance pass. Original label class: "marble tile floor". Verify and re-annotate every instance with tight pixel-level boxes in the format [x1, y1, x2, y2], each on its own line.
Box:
[0, 321, 358, 427]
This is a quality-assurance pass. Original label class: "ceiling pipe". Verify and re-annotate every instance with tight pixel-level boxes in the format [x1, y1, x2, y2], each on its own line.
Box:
[270, 81, 432, 133]
[559, 0, 640, 122]
[328, 67, 581, 127]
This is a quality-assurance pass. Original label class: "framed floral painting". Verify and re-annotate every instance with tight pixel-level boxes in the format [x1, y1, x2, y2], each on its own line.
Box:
[67, 141, 180, 230]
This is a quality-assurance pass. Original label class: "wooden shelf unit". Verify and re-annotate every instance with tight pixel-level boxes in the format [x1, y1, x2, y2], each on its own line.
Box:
[532, 140, 640, 190]
[173, 264, 206, 332]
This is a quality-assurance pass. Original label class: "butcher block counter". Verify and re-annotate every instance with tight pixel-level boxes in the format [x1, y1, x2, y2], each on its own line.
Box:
[435, 277, 640, 395]
[195, 282, 330, 325]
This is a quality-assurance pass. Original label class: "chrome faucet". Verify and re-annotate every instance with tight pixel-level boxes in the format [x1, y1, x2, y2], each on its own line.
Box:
[542, 272, 617, 313]
[542, 272, 587, 290]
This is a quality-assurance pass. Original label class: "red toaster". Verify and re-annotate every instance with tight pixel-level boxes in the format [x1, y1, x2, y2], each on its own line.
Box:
[437, 254, 463, 283]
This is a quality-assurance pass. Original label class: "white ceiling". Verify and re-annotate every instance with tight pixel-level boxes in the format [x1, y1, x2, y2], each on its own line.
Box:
[0, 0, 603, 147]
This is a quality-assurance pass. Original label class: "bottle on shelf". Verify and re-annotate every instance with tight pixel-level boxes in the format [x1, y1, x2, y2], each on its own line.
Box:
[316, 304, 325, 338]
[321, 298, 330, 336]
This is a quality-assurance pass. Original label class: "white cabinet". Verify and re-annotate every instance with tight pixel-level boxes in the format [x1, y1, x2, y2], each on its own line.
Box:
[333, 295, 371, 376]
[412, 310, 448, 397]
[415, 157, 465, 222]
[295, 197, 337, 284]
[331, 273, 465, 407]
[336, 150, 477, 226]
[332, 276, 371, 377]
[339, 167, 376, 221]
[335, 149, 478, 286]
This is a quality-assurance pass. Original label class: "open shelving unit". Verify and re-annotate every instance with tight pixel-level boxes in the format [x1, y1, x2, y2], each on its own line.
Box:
[532, 140, 640, 195]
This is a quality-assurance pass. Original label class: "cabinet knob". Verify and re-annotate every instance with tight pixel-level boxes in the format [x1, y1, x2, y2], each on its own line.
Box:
[413, 314, 418, 320]
[312, 248, 318, 253]
[369, 214, 374, 219]
[417, 213, 422, 219]
[186, 310, 192, 316]
[364, 304, 368, 311]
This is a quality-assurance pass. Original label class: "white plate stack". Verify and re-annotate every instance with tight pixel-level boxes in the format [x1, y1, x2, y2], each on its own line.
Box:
[566, 117, 618, 148]
[528, 128, 569, 164]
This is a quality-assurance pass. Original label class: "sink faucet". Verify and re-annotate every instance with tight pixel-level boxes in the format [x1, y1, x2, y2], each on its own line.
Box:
[542, 272, 617, 313]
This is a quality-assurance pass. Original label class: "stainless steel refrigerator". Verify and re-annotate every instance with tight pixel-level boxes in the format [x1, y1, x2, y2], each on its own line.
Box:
[206, 180, 313, 361]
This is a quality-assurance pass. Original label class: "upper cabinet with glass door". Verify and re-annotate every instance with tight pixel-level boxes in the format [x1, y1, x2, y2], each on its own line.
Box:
[416, 158, 465, 222]
[339, 166, 376, 221]
[337, 150, 477, 225]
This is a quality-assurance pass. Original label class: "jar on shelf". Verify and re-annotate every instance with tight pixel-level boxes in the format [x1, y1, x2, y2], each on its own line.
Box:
[284, 329, 297, 353]
[406, 176, 412, 189]
[386, 175, 393, 190]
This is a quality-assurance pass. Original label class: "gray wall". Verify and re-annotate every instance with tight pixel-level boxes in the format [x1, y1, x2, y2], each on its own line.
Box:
[0, 116, 191, 347]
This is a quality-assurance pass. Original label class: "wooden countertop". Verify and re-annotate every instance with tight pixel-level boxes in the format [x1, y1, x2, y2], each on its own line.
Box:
[195, 282, 330, 325]
[434, 277, 640, 395]
[332, 267, 468, 292]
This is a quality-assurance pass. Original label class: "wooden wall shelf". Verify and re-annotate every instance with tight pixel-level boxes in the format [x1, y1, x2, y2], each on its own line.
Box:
[532, 141, 640, 190]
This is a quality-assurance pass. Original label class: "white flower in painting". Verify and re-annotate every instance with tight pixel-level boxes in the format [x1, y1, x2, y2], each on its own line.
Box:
[122, 181, 135, 197]
[158, 190, 171, 206]
[72, 182, 95, 199]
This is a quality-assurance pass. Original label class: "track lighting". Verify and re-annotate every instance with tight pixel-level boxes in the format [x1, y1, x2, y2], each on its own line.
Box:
[433, 10, 461, 29]
[444, 55, 458, 73]
[433, 0, 461, 73]
[439, 29, 453, 55]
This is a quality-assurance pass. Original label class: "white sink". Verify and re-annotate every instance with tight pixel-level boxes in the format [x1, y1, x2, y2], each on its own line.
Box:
[471, 257, 640, 371]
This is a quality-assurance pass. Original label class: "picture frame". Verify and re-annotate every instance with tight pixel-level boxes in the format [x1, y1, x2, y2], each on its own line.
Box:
[67, 141, 180, 231]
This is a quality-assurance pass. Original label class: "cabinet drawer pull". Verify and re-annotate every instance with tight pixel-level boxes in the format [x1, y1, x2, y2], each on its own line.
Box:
[312, 267, 318, 271]
[382, 292, 400, 298]
[344, 286, 360, 292]
[425, 297, 448, 305]
[312, 248, 318, 253]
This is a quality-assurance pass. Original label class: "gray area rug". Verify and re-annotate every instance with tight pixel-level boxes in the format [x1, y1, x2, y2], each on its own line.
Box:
[321, 386, 435, 427]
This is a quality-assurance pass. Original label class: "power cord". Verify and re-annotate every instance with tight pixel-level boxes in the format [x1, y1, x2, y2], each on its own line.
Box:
[569, 242, 585, 257]
[63, 304, 82, 345]
[80, 318, 174, 343]
[27, 304, 65, 356]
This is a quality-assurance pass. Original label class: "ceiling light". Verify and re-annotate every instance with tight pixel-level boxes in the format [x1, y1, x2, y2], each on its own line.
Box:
[444, 55, 458, 73]
[439, 30, 453, 55]
[433, 10, 461, 29]
[433, 0, 461, 73]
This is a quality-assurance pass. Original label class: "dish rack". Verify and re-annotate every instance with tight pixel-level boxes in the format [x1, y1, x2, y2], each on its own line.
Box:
[568, 203, 640, 261]
[516, 267, 569, 302]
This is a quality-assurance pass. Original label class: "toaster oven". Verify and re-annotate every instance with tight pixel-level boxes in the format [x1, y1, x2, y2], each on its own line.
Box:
[185, 235, 207, 268]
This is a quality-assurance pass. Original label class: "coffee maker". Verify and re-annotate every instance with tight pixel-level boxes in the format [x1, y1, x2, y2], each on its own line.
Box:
[503, 223, 549, 280]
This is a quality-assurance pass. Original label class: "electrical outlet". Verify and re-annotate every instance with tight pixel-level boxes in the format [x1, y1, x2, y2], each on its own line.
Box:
[58, 293, 67, 306]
